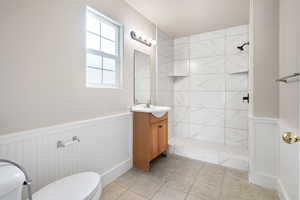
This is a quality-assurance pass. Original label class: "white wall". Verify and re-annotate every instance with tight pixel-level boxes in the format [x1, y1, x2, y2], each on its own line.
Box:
[278, 0, 300, 199]
[0, 0, 156, 135]
[249, 0, 279, 118]
[172, 25, 249, 150]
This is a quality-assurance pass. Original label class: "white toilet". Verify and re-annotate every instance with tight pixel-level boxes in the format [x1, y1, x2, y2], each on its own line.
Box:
[0, 163, 102, 200]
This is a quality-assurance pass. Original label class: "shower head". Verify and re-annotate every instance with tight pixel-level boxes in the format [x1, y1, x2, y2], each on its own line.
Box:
[237, 42, 250, 51]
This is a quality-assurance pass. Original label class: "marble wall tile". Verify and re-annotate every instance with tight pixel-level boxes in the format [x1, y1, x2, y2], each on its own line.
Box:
[225, 110, 248, 130]
[171, 25, 249, 152]
[168, 109, 174, 122]
[174, 122, 190, 138]
[158, 29, 172, 40]
[225, 128, 248, 149]
[190, 124, 224, 144]
[174, 37, 189, 45]
[226, 74, 248, 91]
[174, 106, 190, 123]
[190, 30, 225, 43]
[190, 74, 225, 91]
[190, 56, 225, 74]
[158, 39, 173, 50]
[190, 107, 225, 127]
[226, 25, 249, 36]
[174, 77, 190, 91]
[174, 91, 190, 106]
[226, 34, 249, 55]
[174, 44, 189, 60]
[168, 121, 174, 138]
[158, 75, 173, 92]
[225, 53, 249, 73]
[158, 50, 173, 60]
[226, 92, 249, 110]
[158, 62, 173, 75]
[190, 38, 225, 59]
[157, 91, 174, 106]
[174, 60, 189, 74]
[190, 92, 225, 109]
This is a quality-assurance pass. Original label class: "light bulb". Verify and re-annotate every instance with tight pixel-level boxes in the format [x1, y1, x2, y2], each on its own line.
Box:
[141, 34, 147, 41]
[135, 31, 141, 38]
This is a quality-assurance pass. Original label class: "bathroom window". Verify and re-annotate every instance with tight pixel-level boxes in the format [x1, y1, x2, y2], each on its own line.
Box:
[86, 7, 123, 88]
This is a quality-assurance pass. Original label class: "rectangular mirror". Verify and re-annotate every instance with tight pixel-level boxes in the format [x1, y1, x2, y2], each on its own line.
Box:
[134, 50, 151, 104]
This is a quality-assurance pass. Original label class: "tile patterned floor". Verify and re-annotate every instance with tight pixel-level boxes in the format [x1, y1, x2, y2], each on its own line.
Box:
[101, 154, 279, 200]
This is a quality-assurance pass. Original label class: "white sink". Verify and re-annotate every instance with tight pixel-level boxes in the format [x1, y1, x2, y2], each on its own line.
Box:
[131, 104, 171, 118]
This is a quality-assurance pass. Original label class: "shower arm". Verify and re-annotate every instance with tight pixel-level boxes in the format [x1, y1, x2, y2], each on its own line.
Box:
[0, 159, 33, 200]
[237, 41, 250, 51]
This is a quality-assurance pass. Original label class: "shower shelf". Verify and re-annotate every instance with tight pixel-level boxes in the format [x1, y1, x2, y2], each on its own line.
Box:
[168, 73, 189, 77]
[229, 69, 249, 74]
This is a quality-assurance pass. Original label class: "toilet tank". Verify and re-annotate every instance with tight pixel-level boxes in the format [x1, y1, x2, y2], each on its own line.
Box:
[0, 163, 25, 200]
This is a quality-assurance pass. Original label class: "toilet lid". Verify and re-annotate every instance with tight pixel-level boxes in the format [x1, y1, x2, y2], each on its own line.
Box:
[33, 172, 100, 200]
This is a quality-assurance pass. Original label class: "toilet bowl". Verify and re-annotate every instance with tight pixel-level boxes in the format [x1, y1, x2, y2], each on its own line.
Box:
[0, 163, 102, 200]
[32, 172, 102, 200]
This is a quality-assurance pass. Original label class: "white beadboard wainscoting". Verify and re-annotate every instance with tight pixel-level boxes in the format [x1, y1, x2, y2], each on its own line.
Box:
[248, 116, 279, 190]
[0, 112, 133, 195]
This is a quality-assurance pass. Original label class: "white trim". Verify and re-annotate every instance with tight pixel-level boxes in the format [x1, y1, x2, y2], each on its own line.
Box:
[249, 172, 277, 189]
[101, 159, 132, 187]
[86, 83, 122, 89]
[249, 116, 279, 189]
[248, 115, 278, 123]
[0, 112, 132, 144]
[277, 179, 290, 200]
[87, 6, 122, 27]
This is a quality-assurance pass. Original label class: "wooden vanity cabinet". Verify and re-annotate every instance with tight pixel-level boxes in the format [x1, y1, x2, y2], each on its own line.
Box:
[133, 112, 168, 171]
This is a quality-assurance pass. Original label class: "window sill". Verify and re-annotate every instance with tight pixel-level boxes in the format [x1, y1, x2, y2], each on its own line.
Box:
[86, 84, 121, 89]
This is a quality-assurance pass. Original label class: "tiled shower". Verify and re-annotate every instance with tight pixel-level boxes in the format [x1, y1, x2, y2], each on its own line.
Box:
[157, 25, 249, 170]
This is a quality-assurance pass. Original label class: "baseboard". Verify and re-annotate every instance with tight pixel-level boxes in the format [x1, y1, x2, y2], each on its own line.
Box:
[101, 159, 132, 187]
[249, 172, 277, 189]
[277, 179, 290, 200]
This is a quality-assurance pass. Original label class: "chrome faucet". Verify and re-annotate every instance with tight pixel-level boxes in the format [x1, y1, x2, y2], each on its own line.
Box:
[0, 159, 33, 200]
[146, 100, 151, 108]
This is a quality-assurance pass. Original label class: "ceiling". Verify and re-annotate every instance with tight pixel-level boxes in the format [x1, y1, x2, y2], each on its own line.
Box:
[125, 0, 250, 38]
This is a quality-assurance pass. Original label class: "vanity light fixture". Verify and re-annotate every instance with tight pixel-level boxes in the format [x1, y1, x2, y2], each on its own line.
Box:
[130, 30, 156, 47]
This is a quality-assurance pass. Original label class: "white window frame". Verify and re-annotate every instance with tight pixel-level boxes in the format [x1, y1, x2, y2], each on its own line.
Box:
[86, 6, 123, 88]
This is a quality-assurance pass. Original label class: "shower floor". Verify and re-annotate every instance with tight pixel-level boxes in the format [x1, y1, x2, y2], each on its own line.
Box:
[169, 137, 248, 171]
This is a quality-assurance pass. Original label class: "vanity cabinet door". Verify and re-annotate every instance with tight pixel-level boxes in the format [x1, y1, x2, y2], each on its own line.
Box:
[150, 120, 168, 159]
[150, 123, 159, 159]
[158, 121, 168, 154]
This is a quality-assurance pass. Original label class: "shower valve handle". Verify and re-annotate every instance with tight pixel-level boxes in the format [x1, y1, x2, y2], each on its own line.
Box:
[242, 93, 250, 104]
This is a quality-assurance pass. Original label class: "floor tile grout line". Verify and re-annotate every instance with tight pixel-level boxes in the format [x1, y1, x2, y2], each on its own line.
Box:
[216, 169, 227, 200]
[149, 181, 167, 200]
[184, 162, 206, 200]
[115, 183, 131, 200]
